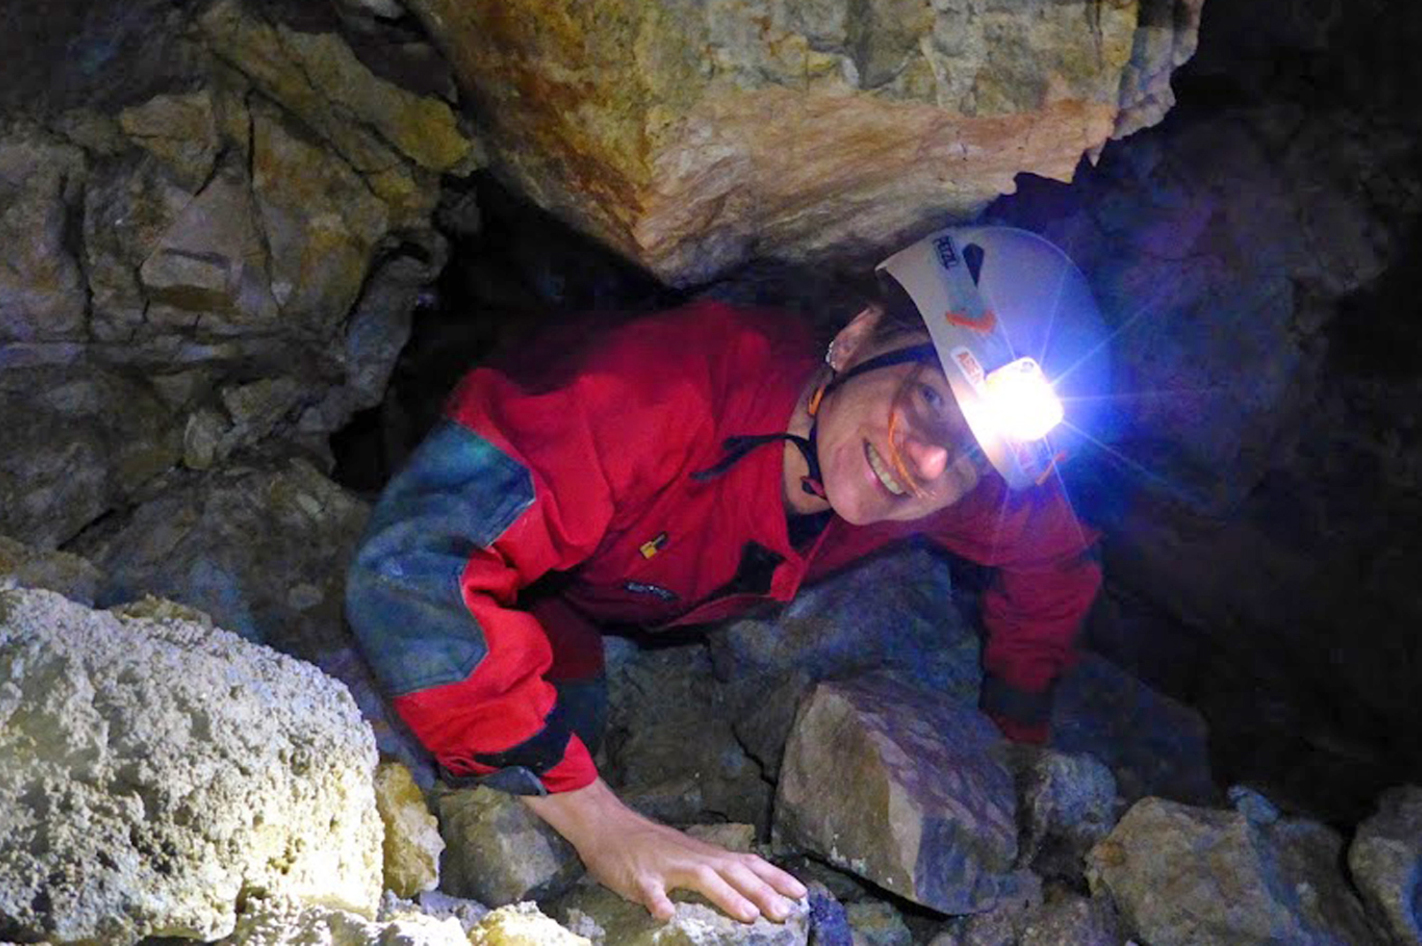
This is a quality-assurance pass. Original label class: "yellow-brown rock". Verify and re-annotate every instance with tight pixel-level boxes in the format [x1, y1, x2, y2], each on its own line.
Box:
[373, 761, 444, 898]
[405, 0, 1202, 283]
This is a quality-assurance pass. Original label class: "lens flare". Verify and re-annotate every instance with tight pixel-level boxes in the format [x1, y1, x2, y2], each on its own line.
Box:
[983, 358, 1063, 442]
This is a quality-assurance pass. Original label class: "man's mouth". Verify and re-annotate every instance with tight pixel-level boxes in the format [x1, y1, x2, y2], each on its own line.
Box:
[865, 442, 906, 496]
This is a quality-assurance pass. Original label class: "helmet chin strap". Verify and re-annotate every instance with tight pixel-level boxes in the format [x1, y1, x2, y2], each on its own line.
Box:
[796, 342, 938, 496]
[690, 342, 939, 501]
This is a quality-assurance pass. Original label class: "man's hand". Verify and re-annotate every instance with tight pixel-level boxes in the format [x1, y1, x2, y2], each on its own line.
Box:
[523, 777, 807, 923]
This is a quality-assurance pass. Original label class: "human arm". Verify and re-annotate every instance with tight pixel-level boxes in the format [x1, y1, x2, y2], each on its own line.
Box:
[523, 777, 806, 923]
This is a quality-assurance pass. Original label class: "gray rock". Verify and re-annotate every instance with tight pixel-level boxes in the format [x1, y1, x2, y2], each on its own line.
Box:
[713, 547, 980, 781]
[74, 459, 366, 656]
[0, 365, 184, 547]
[118, 88, 221, 192]
[845, 900, 911, 946]
[775, 673, 1026, 914]
[0, 129, 89, 342]
[607, 639, 773, 831]
[999, 746, 1117, 885]
[1087, 796, 1381, 945]
[1051, 652, 1217, 806]
[553, 880, 810, 945]
[0, 587, 382, 943]
[929, 882, 1121, 946]
[1348, 785, 1422, 946]
[435, 784, 584, 906]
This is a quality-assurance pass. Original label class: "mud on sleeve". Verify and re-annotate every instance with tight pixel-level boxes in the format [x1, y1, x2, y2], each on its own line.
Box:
[344, 419, 598, 793]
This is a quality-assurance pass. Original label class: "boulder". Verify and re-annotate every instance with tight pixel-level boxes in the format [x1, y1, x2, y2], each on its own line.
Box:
[435, 785, 584, 906]
[403, 0, 1202, 283]
[712, 547, 980, 781]
[1348, 785, 1422, 946]
[375, 761, 444, 897]
[553, 881, 810, 946]
[1086, 796, 1381, 945]
[774, 673, 1025, 914]
[0, 587, 382, 944]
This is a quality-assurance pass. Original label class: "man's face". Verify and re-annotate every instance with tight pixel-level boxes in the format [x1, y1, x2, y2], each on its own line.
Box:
[815, 321, 986, 526]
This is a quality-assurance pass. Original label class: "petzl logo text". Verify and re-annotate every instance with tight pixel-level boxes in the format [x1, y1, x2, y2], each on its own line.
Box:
[934, 235, 959, 270]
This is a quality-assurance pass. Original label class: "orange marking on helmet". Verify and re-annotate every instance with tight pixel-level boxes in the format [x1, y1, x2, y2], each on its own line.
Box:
[944, 309, 997, 333]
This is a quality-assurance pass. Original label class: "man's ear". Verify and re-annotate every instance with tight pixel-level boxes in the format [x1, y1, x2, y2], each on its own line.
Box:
[828, 306, 883, 372]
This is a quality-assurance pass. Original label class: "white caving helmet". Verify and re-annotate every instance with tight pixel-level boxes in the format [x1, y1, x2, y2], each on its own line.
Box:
[875, 225, 1111, 490]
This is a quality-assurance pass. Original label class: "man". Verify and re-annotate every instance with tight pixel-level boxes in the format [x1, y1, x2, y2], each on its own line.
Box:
[346, 225, 1109, 922]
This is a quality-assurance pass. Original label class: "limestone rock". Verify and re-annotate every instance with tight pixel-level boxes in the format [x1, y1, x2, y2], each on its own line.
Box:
[402, 0, 1200, 283]
[1086, 796, 1381, 945]
[436, 785, 584, 906]
[1348, 785, 1422, 946]
[553, 881, 809, 945]
[472, 901, 591, 946]
[375, 761, 444, 897]
[774, 674, 1024, 914]
[218, 895, 470, 945]
[0, 587, 382, 944]
[0, 534, 104, 605]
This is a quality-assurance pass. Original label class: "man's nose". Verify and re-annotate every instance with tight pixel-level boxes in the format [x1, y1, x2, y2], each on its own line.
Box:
[899, 432, 948, 482]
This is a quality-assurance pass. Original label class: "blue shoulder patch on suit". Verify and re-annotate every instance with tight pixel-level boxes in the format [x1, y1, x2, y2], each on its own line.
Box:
[345, 420, 535, 697]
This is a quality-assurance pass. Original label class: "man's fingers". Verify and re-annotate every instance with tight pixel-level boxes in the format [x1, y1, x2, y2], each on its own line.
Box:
[723, 861, 795, 922]
[743, 855, 808, 900]
[636, 876, 677, 922]
[681, 865, 760, 924]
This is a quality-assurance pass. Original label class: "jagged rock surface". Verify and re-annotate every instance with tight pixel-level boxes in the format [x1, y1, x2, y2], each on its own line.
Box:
[0, 534, 104, 605]
[0, 0, 474, 548]
[403, 0, 1202, 283]
[1347, 785, 1422, 946]
[1086, 796, 1381, 945]
[774, 673, 1024, 914]
[0, 587, 382, 944]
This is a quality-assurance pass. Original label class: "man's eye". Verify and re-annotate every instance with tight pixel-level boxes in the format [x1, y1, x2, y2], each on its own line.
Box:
[919, 384, 946, 413]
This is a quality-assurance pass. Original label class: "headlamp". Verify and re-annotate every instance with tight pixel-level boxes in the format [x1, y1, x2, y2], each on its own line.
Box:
[981, 357, 1063, 442]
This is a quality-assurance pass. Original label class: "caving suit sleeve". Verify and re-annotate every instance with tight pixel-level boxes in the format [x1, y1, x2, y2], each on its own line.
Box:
[976, 488, 1102, 744]
[344, 355, 673, 794]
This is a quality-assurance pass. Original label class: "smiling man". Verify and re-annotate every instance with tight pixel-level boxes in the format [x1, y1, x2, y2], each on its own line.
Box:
[345, 226, 1109, 924]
